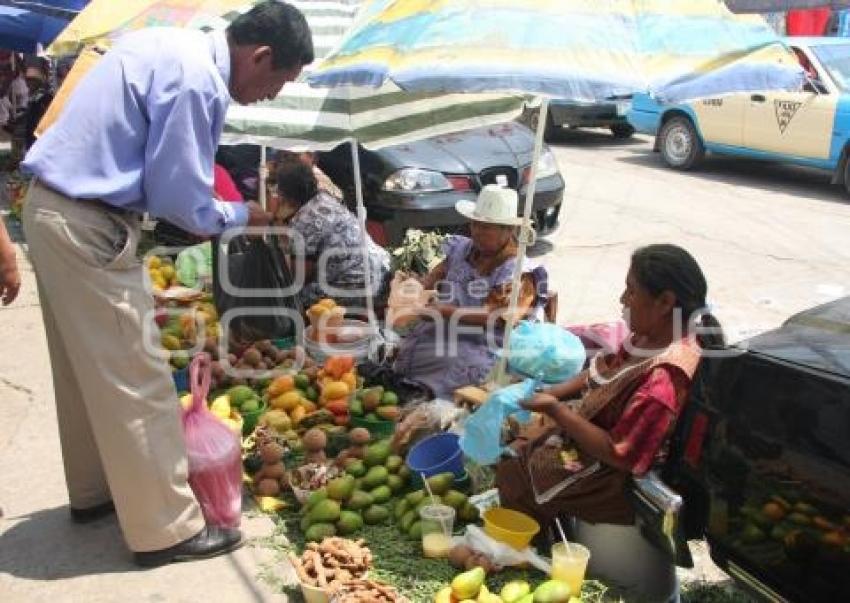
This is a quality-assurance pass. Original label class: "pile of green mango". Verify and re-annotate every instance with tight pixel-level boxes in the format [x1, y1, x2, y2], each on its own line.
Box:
[298, 439, 482, 543]
[392, 472, 479, 542]
[299, 438, 412, 540]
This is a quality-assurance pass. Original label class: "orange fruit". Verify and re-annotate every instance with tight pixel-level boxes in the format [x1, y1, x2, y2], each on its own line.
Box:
[267, 375, 295, 397]
[762, 502, 786, 522]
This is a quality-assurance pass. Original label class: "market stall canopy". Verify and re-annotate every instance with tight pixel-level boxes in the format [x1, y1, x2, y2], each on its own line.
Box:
[308, 0, 804, 103]
[49, 0, 529, 151]
[726, 0, 850, 12]
[0, 0, 86, 52]
[221, 0, 528, 151]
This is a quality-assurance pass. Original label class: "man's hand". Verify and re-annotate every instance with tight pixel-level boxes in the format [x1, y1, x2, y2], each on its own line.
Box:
[245, 201, 273, 228]
[0, 249, 21, 305]
[520, 392, 560, 416]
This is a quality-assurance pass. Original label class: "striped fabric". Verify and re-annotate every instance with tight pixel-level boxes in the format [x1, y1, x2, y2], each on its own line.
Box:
[50, 0, 528, 151]
[309, 0, 805, 103]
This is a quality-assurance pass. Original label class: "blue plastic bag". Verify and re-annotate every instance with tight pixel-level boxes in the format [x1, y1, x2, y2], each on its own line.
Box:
[507, 321, 586, 384]
[460, 378, 537, 465]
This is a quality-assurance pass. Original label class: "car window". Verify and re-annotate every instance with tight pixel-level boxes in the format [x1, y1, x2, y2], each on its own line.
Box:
[811, 43, 850, 92]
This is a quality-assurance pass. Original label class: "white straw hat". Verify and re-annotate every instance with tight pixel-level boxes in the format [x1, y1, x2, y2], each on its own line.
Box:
[455, 184, 522, 226]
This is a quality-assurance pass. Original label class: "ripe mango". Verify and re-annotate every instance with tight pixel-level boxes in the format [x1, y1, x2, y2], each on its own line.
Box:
[532, 579, 572, 602]
[451, 567, 485, 600]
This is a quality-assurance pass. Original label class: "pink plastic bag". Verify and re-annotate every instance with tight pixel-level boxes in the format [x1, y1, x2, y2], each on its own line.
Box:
[182, 353, 242, 528]
[565, 320, 630, 358]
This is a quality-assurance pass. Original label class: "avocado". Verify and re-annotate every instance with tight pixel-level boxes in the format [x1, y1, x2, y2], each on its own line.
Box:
[442, 490, 468, 510]
[370, 485, 392, 504]
[363, 504, 390, 525]
[364, 440, 392, 467]
[326, 475, 356, 502]
[363, 465, 389, 489]
[344, 490, 373, 511]
[336, 510, 364, 535]
[308, 499, 341, 524]
[400, 509, 417, 532]
[305, 488, 328, 511]
[405, 490, 425, 506]
[425, 472, 454, 496]
[386, 474, 405, 494]
[385, 455, 404, 474]
[394, 498, 411, 520]
[407, 521, 423, 541]
[346, 460, 367, 478]
[305, 522, 336, 542]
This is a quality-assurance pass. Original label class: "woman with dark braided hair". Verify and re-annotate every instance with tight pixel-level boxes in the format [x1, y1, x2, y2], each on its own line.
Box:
[496, 244, 723, 528]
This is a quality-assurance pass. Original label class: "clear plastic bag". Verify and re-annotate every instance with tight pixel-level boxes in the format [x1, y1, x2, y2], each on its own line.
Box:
[453, 524, 551, 572]
[459, 379, 536, 465]
[508, 321, 586, 384]
[182, 353, 242, 528]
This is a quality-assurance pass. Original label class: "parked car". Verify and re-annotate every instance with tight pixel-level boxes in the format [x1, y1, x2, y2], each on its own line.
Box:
[628, 37, 850, 195]
[317, 122, 565, 246]
[524, 99, 635, 141]
[665, 296, 850, 602]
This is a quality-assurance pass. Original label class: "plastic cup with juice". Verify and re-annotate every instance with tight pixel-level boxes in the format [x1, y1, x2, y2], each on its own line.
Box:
[419, 504, 455, 559]
[550, 542, 590, 596]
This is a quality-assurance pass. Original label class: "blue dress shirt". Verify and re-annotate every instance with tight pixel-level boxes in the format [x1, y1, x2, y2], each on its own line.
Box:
[22, 28, 248, 236]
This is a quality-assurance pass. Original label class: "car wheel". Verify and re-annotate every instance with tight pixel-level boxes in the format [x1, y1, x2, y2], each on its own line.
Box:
[610, 123, 635, 139]
[658, 116, 704, 170]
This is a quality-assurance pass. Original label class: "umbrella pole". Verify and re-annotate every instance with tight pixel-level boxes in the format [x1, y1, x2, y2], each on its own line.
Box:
[493, 97, 549, 385]
[349, 139, 378, 352]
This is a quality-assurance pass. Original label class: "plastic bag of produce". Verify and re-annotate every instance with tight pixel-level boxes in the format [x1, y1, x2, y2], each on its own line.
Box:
[454, 524, 551, 572]
[212, 235, 301, 342]
[182, 353, 242, 528]
[176, 241, 212, 288]
[385, 273, 435, 333]
[507, 321, 586, 384]
[459, 379, 537, 465]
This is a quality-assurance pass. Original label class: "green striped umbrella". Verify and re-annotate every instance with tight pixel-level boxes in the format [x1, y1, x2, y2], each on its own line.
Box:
[220, 0, 527, 151]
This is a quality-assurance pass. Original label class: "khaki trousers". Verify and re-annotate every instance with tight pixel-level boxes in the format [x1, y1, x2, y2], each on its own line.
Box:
[22, 181, 204, 552]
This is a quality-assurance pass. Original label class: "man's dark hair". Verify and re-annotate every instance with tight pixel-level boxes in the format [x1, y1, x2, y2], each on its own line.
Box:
[228, 1, 314, 69]
[276, 161, 318, 207]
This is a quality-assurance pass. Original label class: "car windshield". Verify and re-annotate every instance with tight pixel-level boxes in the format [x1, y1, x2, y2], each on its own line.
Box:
[811, 44, 850, 91]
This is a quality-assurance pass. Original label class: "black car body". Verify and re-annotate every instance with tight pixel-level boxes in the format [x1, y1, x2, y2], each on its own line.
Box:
[672, 297, 850, 602]
[545, 99, 635, 140]
[317, 122, 565, 246]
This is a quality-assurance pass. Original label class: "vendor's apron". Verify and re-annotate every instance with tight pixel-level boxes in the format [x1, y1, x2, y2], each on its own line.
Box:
[496, 339, 701, 527]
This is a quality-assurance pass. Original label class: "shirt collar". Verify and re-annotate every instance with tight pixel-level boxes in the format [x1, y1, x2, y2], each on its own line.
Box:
[208, 30, 231, 88]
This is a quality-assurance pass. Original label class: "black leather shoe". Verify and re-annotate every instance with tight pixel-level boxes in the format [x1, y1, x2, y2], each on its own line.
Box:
[134, 526, 243, 567]
[70, 501, 116, 524]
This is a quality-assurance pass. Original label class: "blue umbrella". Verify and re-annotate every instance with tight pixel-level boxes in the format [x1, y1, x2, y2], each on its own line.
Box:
[0, 0, 87, 52]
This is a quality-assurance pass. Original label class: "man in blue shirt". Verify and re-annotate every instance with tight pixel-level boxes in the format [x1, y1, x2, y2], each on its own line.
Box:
[20, 2, 313, 567]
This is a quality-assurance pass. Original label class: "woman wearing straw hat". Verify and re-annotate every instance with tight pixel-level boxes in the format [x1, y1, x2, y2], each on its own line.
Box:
[393, 184, 548, 398]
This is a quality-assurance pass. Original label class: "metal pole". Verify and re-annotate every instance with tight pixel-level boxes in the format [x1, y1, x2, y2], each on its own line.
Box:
[350, 139, 378, 347]
[493, 96, 549, 385]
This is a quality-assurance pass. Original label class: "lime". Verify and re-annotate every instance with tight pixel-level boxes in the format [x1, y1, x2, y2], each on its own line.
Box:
[380, 391, 399, 406]
[240, 398, 260, 413]
[295, 373, 311, 390]
[305, 386, 319, 402]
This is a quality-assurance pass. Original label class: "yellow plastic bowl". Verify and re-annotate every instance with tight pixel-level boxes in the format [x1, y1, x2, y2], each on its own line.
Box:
[483, 507, 540, 550]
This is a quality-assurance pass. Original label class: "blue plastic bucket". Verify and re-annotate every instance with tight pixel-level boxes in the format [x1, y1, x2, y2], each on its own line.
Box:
[406, 433, 464, 483]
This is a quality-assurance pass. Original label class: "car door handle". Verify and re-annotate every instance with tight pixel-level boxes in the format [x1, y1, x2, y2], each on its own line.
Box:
[750, 94, 766, 103]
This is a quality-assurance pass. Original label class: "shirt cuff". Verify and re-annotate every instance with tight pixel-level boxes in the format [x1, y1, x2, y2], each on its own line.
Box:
[218, 200, 249, 229]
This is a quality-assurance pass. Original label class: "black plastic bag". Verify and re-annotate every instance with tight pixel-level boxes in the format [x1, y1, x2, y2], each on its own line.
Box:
[212, 235, 301, 343]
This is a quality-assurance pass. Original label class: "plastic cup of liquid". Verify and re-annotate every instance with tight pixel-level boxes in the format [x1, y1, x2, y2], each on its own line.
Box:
[550, 542, 590, 596]
[419, 504, 455, 559]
